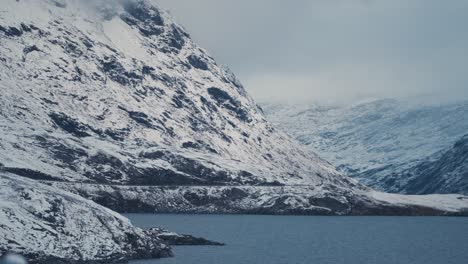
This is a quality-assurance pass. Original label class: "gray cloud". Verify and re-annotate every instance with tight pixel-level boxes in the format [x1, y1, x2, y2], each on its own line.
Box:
[154, 0, 468, 104]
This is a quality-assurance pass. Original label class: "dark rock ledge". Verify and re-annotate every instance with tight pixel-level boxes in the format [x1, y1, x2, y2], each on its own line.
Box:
[147, 228, 225, 246]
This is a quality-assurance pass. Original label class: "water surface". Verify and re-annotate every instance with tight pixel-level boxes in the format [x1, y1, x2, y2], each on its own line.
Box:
[126, 214, 468, 264]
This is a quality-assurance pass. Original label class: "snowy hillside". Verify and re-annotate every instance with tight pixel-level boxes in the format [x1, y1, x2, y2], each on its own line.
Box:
[384, 134, 468, 195]
[262, 99, 468, 193]
[0, 0, 467, 221]
[0, 172, 172, 263]
[0, 0, 348, 188]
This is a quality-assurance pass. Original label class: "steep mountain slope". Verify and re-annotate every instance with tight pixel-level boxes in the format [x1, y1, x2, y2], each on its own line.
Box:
[0, 0, 348, 188]
[0, 0, 467, 216]
[262, 99, 468, 193]
[0, 172, 172, 263]
[383, 134, 468, 195]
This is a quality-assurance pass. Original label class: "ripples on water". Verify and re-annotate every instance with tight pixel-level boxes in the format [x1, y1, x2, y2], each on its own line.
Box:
[127, 214, 468, 264]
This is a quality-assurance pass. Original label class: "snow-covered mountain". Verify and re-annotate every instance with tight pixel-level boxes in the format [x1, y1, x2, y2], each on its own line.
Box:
[0, 0, 348, 188]
[0, 172, 172, 263]
[262, 99, 468, 194]
[0, 0, 467, 227]
[382, 134, 468, 195]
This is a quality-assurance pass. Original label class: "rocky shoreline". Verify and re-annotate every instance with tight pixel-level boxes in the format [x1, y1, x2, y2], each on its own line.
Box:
[147, 228, 225, 246]
[50, 182, 468, 217]
[0, 173, 223, 264]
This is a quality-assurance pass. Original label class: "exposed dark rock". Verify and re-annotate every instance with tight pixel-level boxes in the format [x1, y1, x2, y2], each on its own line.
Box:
[46, 142, 88, 165]
[199, 95, 218, 113]
[120, 13, 164, 37]
[129, 169, 204, 186]
[123, 1, 164, 25]
[164, 25, 187, 51]
[221, 187, 249, 200]
[1, 167, 60, 181]
[146, 228, 225, 246]
[49, 112, 92, 138]
[80, 150, 214, 186]
[139, 150, 166, 160]
[118, 107, 154, 128]
[187, 54, 209, 70]
[104, 128, 130, 141]
[207, 87, 250, 122]
[309, 197, 349, 212]
[128, 111, 153, 127]
[50, 183, 468, 216]
[120, 13, 138, 26]
[81, 36, 94, 49]
[171, 91, 192, 109]
[348, 196, 453, 216]
[62, 38, 83, 57]
[40, 98, 59, 105]
[182, 141, 218, 154]
[0, 25, 23, 37]
[120, 0, 165, 37]
[20, 23, 32, 32]
[182, 141, 201, 149]
[142, 65, 155, 75]
[88, 153, 125, 170]
[23, 45, 40, 56]
[101, 57, 143, 86]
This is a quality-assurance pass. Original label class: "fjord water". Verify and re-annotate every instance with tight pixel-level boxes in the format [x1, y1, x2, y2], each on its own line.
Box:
[127, 214, 468, 264]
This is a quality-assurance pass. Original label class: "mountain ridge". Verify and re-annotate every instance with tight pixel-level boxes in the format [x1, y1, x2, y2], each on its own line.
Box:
[0, 0, 348, 189]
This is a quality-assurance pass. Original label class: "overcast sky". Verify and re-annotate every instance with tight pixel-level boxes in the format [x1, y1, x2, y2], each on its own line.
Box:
[154, 0, 468, 104]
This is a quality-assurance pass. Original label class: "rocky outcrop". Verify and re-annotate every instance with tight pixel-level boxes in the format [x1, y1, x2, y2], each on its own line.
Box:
[146, 228, 225, 246]
[0, 173, 172, 264]
[49, 182, 468, 216]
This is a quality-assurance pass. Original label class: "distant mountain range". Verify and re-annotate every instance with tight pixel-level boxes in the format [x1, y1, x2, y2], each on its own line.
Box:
[263, 99, 468, 194]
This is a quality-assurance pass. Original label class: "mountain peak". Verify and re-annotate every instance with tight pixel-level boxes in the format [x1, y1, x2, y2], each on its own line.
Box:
[0, 0, 347, 188]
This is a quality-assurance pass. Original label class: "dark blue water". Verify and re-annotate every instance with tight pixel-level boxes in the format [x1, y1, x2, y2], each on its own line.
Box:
[126, 214, 468, 264]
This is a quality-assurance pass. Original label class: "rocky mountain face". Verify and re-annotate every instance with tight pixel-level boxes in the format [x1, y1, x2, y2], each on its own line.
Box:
[0, 0, 347, 189]
[0, 172, 172, 263]
[0, 0, 467, 230]
[0, 0, 363, 202]
[263, 99, 468, 194]
[385, 134, 468, 195]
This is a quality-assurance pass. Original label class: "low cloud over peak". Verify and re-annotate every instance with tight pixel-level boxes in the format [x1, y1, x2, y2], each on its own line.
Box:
[155, 0, 468, 104]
